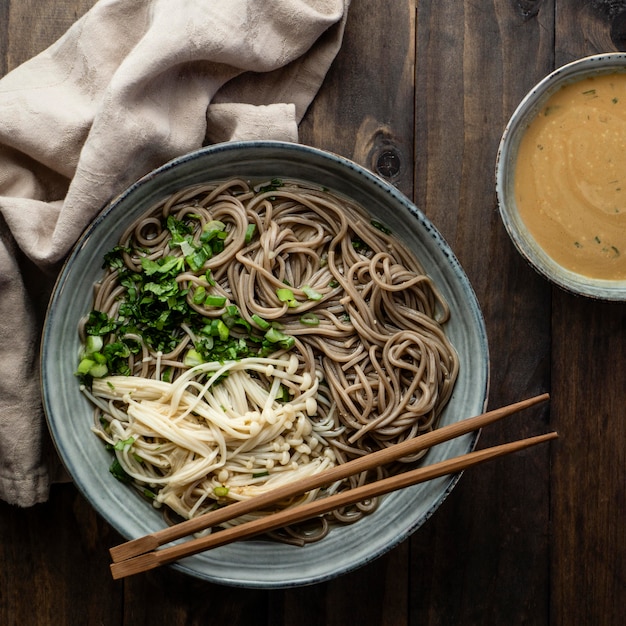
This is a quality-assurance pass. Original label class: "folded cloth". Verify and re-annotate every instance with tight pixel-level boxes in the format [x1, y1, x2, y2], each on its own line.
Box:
[0, 0, 350, 507]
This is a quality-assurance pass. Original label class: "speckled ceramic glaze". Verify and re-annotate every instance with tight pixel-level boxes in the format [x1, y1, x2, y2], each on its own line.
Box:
[496, 53, 626, 300]
[41, 141, 489, 588]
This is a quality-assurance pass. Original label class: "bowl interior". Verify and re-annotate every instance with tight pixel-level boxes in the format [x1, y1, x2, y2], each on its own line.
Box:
[42, 140, 489, 588]
[496, 53, 626, 300]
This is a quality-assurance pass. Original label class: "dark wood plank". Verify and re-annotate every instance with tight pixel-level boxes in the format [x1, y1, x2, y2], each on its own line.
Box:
[299, 0, 416, 199]
[0, 484, 122, 626]
[410, 1, 554, 623]
[0, 3, 8, 76]
[552, 295, 626, 626]
[120, 569, 269, 625]
[269, 546, 408, 626]
[551, 5, 626, 625]
[2, 0, 95, 70]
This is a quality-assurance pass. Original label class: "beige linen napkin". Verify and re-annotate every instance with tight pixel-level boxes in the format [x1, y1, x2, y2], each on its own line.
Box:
[0, 0, 350, 507]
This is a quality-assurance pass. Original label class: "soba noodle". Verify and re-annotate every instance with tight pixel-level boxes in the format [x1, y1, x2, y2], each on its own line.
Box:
[77, 178, 459, 542]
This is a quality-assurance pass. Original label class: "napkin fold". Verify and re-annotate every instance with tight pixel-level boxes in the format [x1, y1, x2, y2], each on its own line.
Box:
[0, 0, 350, 507]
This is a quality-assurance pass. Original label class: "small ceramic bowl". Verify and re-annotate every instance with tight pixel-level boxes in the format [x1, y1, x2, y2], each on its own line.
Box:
[42, 141, 489, 588]
[496, 53, 626, 300]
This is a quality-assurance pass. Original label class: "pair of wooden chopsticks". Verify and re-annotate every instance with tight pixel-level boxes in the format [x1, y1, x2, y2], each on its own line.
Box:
[109, 393, 555, 580]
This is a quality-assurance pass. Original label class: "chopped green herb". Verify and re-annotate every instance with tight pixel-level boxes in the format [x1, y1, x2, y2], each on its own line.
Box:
[184, 348, 205, 367]
[204, 294, 227, 308]
[193, 286, 207, 304]
[543, 105, 561, 116]
[300, 312, 320, 326]
[214, 319, 230, 341]
[264, 327, 295, 349]
[257, 178, 283, 194]
[251, 314, 271, 330]
[278, 384, 291, 402]
[276, 287, 294, 301]
[276, 287, 298, 307]
[109, 458, 132, 483]
[79, 204, 302, 387]
[302, 285, 322, 301]
[200, 221, 227, 243]
[87, 363, 108, 378]
[371, 220, 391, 235]
[186, 246, 211, 272]
[141, 255, 185, 277]
[245, 224, 256, 244]
[84, 335, 103, 355]
[76, 358, 96, 376]
[85, 310, 118, 336]
[114, 437, 135, 451]
[222, 305, 251, 331]
[179, 240, 195, 257]
[352, 237, 370, 252]
[102, 245, 131, 271]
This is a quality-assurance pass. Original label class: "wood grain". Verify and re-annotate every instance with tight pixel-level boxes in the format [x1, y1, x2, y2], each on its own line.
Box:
[1, 0, 625, 624]
[551, 2, 626, 625]
[411, 2, 553, 624]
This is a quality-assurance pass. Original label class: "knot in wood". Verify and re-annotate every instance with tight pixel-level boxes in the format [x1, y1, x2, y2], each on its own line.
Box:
[515, 0, 542, 21]
[611, 10, 626, 50]
[375, 148, 401, 180]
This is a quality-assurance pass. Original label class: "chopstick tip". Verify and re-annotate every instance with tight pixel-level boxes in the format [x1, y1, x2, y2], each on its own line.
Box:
[110, 552, 161, 580]
[110, 535, 160, 563]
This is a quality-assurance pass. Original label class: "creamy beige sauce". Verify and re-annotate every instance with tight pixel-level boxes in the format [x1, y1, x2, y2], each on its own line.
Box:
[514, 72, 626, 280]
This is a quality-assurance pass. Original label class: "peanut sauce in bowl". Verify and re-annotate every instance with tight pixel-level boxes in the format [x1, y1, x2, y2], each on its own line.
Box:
[496, 54, 626, 299]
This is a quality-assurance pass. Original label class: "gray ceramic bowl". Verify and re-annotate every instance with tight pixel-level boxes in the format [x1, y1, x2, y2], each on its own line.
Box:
[496, 53, 626, 300]
[42, 141, 489, 588]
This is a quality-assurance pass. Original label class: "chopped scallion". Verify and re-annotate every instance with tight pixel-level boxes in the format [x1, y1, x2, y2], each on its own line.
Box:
[199, 220, 226, 244]
[76, 358, 95, 375]
[251, 314, 271, 330]
[84, 335, 103, 355]
[300, 312, 320, 326]
[302, 285, 322, 301]
[205, 294, 227, 307]
[184, 348, 204, 367]
[114, 436, 135, 451]
[193, 286, 206, 304]
[276, 287, 298, 308]
[180, 240, 195, 257]
[265, 327, 295, 349]
[245, 224, 256, 244]
[276, 288, 294, 302]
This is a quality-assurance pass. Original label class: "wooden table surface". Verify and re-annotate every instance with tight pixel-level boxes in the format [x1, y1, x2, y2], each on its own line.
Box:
[2, 1, 625, 624]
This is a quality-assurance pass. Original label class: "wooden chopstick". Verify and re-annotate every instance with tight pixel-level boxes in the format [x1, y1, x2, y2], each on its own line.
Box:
[110, 430, 557, 579]
[109, 394, 550, 574]
[110, 392, 549, 564]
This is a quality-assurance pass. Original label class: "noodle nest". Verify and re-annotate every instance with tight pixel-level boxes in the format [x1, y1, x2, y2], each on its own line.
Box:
[77, 178, 459, 541]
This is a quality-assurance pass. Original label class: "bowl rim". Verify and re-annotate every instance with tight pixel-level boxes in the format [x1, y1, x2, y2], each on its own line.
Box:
[496, 52, 626, 301]
[42, 139, 490, 587]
